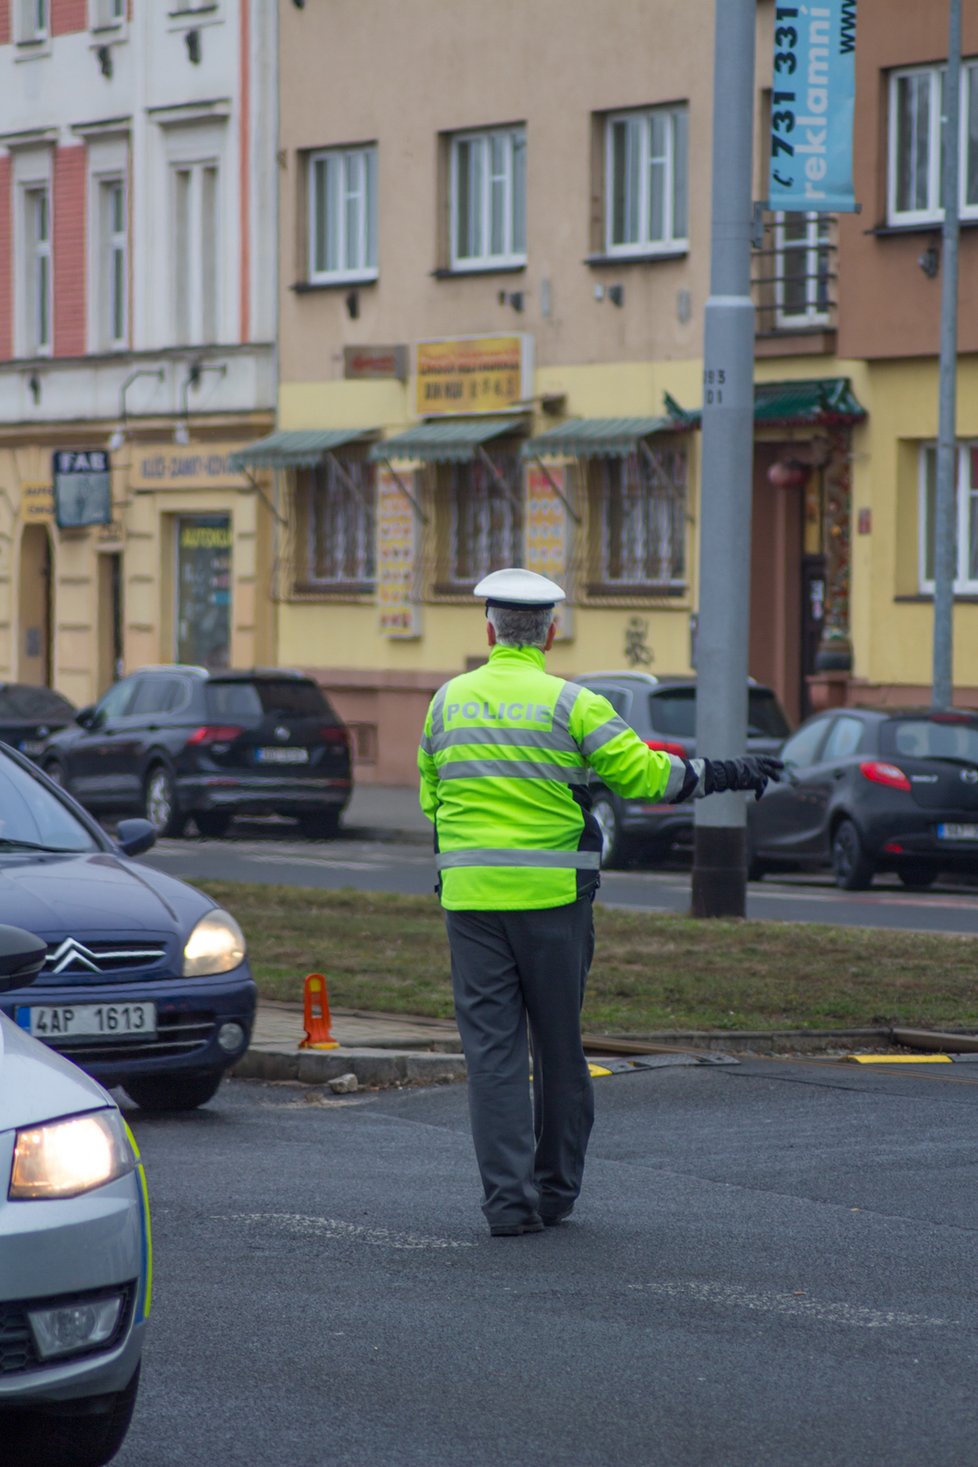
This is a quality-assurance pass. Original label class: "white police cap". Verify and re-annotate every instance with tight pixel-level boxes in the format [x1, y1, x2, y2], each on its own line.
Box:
[474, 567, 566, 609]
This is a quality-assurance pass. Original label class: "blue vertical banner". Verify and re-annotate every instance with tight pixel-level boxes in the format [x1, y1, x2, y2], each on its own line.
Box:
[769, 0, 858, 212]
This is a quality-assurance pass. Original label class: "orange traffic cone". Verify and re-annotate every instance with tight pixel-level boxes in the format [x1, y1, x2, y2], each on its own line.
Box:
[299, 973, 339, 1050]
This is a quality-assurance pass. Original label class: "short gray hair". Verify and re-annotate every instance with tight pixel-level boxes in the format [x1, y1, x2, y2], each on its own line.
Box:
[487, 604, 553, 648]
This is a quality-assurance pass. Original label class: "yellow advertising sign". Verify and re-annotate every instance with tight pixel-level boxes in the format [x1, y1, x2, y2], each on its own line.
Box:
[377, 467, 421, 638]
[20, 482, 55, 523]
[525, 464, 573, 640]
[415, 334, 531, 417]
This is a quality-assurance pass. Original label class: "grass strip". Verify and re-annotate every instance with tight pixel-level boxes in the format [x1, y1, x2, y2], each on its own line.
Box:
[200, 881, 978, 1035]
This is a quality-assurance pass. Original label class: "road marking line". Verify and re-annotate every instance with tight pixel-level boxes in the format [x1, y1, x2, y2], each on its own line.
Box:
[628, 1280, 953, 1330]
[220, 1211, 476, 1250]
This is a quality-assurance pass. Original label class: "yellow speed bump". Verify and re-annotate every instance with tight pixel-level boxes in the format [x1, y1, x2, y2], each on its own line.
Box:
[588, 1063, 613, 1078]
[847, 1053, 952, 1064]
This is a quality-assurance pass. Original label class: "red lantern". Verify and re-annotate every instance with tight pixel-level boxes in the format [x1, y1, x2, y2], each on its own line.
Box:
[767, 459, 808, 490]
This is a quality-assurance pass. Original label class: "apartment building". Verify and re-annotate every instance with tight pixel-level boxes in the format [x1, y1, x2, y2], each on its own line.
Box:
[0, 0, 277, 708]
[253, 0, 881, 784]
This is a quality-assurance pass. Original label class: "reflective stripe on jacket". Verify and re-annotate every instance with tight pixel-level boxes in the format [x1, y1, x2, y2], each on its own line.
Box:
[418, 643, 687, 910]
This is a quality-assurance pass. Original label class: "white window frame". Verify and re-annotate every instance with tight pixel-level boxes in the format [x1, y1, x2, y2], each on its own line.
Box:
[919, 442, 978, 595]
[22, 184, 52, 358]
[170, 157, 221, 346]
[773, 211, 833, 328]
[307, 145, 378, 285]
[94, 175, 128, 350]
[89, 0, 125, 30]
[15, 0, 48, 44]
[604, 105, 689, 258]
[449, 126, 527, 272]
[888, 61, 978, 226]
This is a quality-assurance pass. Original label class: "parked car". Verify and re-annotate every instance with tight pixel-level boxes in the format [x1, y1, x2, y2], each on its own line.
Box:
[747, 705, 978, 889]
[0, 741, 256, 1111]
[0, 924, 149, 1467]
[40, 665, 353, 839]
[574, 671, 793, 867]
[0, 683, 76, 762]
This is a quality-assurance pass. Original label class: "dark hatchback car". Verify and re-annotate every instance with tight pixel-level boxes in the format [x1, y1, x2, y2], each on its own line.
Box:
[575, 671, 793, 867]
[0, 683, 75, 761]
[0, 741, 256, 1110]
[747, 706, 978, 889]
[39, 666, 352, 839]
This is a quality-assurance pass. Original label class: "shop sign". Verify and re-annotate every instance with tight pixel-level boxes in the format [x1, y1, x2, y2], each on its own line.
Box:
[344, 345, 408, 381]
[129, 444, 252, 492]
[377, 467, 421, 639]
[19, 482, 54, 523]
[415, 334, 532, 417]
[525, 464, 573, 639]
[52, 450, 112, 529]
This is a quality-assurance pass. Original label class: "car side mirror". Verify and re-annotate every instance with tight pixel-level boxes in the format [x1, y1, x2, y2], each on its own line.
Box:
[75, 705, 97, 728]
[0, 925, 47, 993]
[115, 818, 157, 858]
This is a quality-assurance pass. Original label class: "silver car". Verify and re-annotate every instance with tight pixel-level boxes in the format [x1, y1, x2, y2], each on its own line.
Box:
[0, 925, 149, 1467]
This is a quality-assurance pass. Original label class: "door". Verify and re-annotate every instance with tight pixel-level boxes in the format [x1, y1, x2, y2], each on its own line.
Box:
[175, 516, 232, 671]
[800, 555, 826, 719]
[68, 675, 138, 807]
[97, 551, 123, 695]
[750, 716, 833, 861]
[18, 524, 52, 687]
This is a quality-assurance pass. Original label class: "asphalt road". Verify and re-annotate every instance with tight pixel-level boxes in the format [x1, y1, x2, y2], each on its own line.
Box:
[140, 828, 978, 934]
[115, 1061, 978, 1467]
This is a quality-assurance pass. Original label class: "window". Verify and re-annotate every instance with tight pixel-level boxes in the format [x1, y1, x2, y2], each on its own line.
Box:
[97, 178, 127, 349]
[16, 0, 48, 42]
[436, 457, 523, 589]
[780, 719, 830, 770]
[589, 443, 687, 592]
[308, 146, 378, 283]
[773, 211, 832, 327]
[888, 62, 978, 224]
[450, 127, 526, 270]
[821, 715, 866, 761]
[91, 0, 124, 27]
[24, 186, 52, 356]
[172, 161, 219, 344]
[295, 460, 376, 591]
[605, 106, 688, 255]
[919, 443, 978, 593]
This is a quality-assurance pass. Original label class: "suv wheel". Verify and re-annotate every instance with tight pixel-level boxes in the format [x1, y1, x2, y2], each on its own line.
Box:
[591, 793, 629, 869]
[831, 818, 875, 890]
[195, 810, 231, 839]
[143, 764, 186, 839]
[5, 1365, 140, 1467]
[897, 864, 938, 890]
[125, 1071, 223, 1111]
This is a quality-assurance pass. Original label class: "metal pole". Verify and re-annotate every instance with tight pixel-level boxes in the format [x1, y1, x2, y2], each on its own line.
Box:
[691, 0, 757, 918]
[933, 0, 962, 711]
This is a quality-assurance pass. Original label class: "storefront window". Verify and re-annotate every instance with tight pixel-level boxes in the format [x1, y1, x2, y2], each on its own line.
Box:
[435, 455, 523, 592]
[175, 514, 231, 669]
[589, 443, 687, 593]
[294, 458, 376, 592]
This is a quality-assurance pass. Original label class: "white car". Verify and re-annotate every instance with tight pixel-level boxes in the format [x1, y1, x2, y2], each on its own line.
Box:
[0, 925, 149, 1467]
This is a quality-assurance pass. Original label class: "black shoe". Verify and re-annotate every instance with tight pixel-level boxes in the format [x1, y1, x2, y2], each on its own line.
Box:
[489, 1213, 545, 1237]
[540, 1205, 574, 1227]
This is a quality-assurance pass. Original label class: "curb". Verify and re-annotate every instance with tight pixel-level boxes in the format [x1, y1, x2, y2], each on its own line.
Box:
[233, 1047, 467, 1088]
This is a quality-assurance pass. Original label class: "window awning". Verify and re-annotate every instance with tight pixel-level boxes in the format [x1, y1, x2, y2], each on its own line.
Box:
[668, 377, 867, 430]
[368, 416, 525, 465]
[521, 416, 678, 461]
[228, 429, 375, 470]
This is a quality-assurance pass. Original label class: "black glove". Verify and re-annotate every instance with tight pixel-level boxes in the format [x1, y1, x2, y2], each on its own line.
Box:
[702, 755, 784, 801]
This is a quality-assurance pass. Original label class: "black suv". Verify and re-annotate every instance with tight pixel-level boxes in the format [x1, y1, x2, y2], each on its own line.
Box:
[575, 671, 792, 866]
[39, 666, 352, 839]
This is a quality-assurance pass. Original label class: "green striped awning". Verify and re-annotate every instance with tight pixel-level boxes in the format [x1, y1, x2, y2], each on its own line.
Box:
[668, 378, 866, 430]
[521, 416, 679, 460]
[228, 429, 375, 470]
[368, 417, 525, 465]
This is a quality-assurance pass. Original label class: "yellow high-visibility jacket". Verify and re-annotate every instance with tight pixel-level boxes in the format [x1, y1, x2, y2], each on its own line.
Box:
[418, 644, 689, 910]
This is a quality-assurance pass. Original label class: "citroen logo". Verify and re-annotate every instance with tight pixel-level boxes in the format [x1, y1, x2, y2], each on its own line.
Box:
[961, 768, 978, 785]
[274, 725, 290, 741]
[48, 938, 102, 974]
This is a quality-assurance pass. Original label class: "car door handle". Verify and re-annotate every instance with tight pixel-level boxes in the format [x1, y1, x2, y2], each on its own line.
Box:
[832, 768, 845, 780]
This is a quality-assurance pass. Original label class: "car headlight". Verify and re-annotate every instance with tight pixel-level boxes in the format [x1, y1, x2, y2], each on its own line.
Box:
[10, 1109, 135, 1201]
[183, 908, 246, 977]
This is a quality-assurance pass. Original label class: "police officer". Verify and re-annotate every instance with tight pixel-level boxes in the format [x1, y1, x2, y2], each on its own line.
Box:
[418, 568, 782, 1237]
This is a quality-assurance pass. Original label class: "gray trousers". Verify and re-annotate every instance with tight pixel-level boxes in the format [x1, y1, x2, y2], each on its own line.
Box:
[445, 898, 596, 1225]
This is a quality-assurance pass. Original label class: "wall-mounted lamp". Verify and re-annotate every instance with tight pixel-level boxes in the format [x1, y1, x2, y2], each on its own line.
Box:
[918, 244, 939, 279]
[28, 373, 41, 406]
[497, 290, 524, 313]
[345, 290, 360, 320]
[96, 44, 113, 78]
[185, 28, 201, 63]
[107, 367, 165, 453]
[175, 360, 228, 443]
[607, 284, 625, 308]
